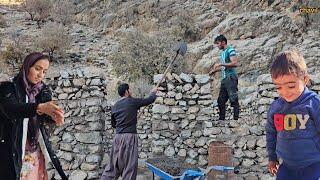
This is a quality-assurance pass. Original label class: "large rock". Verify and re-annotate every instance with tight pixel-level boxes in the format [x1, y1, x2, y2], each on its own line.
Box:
[153, 74, 164, 84]
[183, 84, 193, 91]
[73, 78, 86, 86]
[195, 74, 210, 84]
[171, 108, 184, 114]
[200, 83, 211, 94]
[178, 149, 187, 157]
[80, 163, 98, 171]
[164, 146, 175, 156]
[86, 98, 101, 106]
[242, 159, 255, 168]
[90, 78, 102, 86]
[152, 104, 170, 114]
[75, 132, 102, 144]
[179, 73, 193, 83]
[187, 149, 198, 158]
[257, 74, 272, 84]
[153, 121, 169, 130]
[69, 170, 87, 180]
[86, 154, 101, 163]
[195, 137, 207, 147]
[62, 132, 74, 143]
[188, 106, 200, 113]
[164, 98, 175, 105]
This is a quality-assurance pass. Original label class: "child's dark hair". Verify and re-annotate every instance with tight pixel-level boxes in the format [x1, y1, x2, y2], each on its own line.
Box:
[118, 83, 129, 97]
[214, 35, 227, 44]
[270, 49, 308, 80]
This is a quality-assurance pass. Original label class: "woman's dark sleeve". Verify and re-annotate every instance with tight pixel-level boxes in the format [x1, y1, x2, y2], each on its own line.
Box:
[38, 85, 55, 124]
[0, 83, 38, 121]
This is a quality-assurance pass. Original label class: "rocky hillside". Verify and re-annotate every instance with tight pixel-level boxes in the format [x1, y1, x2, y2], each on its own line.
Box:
[73, 0, 319, 86]
[1, 0, 319, 87]
[0, 1, 319, 179]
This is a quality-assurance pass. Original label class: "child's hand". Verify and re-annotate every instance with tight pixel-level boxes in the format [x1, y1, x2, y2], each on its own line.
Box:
[268, 161, 279, 176]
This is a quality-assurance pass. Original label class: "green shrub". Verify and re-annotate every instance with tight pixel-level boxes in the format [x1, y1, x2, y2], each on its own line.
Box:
[34, 23, 71, 61]
[110, 29, 187, 82]
[168, 10, 201, 42]
[1, 34, 28, 67]
[22, 0, 52, 28]
[106, 78, 153, 105]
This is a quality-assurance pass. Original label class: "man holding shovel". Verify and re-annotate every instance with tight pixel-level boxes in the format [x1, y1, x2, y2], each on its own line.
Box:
[209, 35, 239, 120]
[101, 83, 158, 180]
[101, 41, 187, 180]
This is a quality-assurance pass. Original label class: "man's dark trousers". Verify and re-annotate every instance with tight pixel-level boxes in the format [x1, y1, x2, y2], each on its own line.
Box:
[217, 74, 240, 120]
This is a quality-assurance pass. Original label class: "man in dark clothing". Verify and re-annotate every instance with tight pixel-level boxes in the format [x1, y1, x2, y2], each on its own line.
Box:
[210, 35, 240, 120]
[101, 83, 157, 180]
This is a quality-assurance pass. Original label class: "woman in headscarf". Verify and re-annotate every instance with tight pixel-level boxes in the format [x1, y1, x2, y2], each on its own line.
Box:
[0, 52, 68, 180]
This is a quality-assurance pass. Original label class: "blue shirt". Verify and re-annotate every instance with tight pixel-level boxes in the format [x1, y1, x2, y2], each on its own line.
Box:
[219, 46, 237, 80]
[266, 87, 320, 169]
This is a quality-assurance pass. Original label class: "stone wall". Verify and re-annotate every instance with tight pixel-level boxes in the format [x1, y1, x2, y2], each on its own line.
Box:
[2, 69, 319, 179]
[44, 66, 110, 180]
[146, 72, 267, 178]
[135, 72, 320, 179]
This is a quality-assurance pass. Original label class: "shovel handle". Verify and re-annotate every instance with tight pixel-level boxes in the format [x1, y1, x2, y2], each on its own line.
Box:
[155, 52, 179, 88]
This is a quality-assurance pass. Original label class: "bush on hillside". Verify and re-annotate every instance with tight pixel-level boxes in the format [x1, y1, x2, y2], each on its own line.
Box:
[22, 0, 52, 28]
[1, 34, 28, 68]
[169, 10, 201, 43]
[106, 78, 153, 105]
[109, 29, 187, 82]
[34, 23, 71, 61]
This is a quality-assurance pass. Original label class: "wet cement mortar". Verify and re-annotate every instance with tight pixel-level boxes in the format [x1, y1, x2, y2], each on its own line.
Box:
[146, 157, 200, 177]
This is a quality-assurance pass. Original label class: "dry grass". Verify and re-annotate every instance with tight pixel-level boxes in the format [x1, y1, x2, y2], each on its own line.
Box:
[34, 22, 71, 60]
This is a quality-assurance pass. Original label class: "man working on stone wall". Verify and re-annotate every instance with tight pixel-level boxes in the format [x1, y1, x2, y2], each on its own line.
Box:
[209, 35, 240, 120]
[101, 83, 158, 180]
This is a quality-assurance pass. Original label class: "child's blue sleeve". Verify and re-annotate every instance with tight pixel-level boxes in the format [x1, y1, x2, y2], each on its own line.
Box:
[266, 105, 278, 161]
[311, 97, 320, 132]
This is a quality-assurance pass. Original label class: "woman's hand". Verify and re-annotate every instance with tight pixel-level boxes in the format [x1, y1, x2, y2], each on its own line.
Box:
[37, 101, 64, 126]
[268, 161, 279, 176]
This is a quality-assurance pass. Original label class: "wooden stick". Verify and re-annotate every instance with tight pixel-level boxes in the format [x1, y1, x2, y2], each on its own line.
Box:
[138, 52, 179, 118]
[155, 52, 179, 88]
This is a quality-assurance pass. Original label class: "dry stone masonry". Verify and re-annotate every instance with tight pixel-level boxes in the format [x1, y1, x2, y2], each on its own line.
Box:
[2, 70, 319, 180]
[139, 72, 320, 179]
[44, 66, 109, 180]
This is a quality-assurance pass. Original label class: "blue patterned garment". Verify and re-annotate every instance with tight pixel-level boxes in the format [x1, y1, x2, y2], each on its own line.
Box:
[219, 46, 237, 80]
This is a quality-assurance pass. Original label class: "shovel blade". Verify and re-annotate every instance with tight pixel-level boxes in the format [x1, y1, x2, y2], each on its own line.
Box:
[174, 41, 187, 56]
